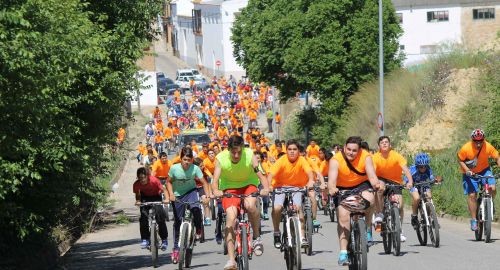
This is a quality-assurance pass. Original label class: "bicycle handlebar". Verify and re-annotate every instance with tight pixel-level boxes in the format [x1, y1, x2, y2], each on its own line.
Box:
[222, 192, 260, 198]
[138, 202, 166, 207]
[272, 187, 312, 195]
[470, 174, 499, 179]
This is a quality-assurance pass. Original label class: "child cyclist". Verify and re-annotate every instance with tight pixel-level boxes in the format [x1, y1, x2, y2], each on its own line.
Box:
[407, 152, 442, 229]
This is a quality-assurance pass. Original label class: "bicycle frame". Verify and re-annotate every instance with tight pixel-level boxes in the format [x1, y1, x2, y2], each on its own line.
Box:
[274, 188, 307, 250]
[414, 180, 435, 227]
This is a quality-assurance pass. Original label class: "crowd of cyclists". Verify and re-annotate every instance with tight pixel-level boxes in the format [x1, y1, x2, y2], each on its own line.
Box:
[128, 75, 499, 269]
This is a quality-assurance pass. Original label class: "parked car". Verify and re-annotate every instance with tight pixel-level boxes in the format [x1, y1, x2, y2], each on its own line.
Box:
[175, 69, 194, 79]
[175, 76, 194, 89]
[178, 129, 211, 149]
[157, 77, 174, 93]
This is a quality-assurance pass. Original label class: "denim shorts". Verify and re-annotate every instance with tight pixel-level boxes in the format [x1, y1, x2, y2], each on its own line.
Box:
[462, 167, 496, 195]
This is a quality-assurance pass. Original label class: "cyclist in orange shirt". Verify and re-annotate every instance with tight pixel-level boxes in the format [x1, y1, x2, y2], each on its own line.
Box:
[152, 152, 172, 184]
[152, 106, 162, 122]
[306, 139, 321, 161]
[300, 145, 327, 227]
[136, 141, 146, 164]
[154, 131, 165, 154]
[372, 136, 413, 242]
[267, 139, 315, 248]
[248, 108, 258, 128]
[328, 136, 381, 265]
[458, 129, 499, 231]
[117, 127, 126, 147]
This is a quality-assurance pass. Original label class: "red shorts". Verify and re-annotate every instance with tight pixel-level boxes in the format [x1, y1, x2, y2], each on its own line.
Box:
[222, 185, 258, 211]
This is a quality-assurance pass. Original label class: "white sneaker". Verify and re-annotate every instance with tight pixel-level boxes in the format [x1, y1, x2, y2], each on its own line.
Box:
[400, 234, 406, 242]
[374, 213, 384, 223]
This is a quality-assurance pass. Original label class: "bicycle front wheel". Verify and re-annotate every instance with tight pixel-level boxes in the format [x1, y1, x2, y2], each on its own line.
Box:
[382, 211, 392, 254]
[349, 220, 367, 270]
[237, 225, 249, 270]
[178, 223, 190, 270]
[475, 198, 483, 241]
[426, 202, 440, 247]
[304, 207, 313, 256]
[290, 217, 302, 270]
[391, 207, 401, 256]
[484, 198, 492, 243]
[416, 203, 427, 246]
[150, 220, 159, 268]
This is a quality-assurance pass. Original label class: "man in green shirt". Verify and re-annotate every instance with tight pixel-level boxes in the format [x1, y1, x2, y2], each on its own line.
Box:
[266, 107, 274, 133]
[212, 135, 270, 270]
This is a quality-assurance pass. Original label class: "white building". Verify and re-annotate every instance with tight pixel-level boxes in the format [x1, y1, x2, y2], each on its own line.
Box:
[171, 0, 247, 79]
[170, 0, 499, 74]
[394, 0, 500, 65]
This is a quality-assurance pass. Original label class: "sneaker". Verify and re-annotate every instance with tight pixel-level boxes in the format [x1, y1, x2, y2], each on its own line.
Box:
[470, 219, 478, 231]
[171, 249, 179, 264]
[252, 237, 264, 256]
[263, 213, 269, 220]
[301, 237, 309, 247]
[140, 239, 150, 249]
[411, 215, 419, 229]
[204, 217, 211, 226]
[313, 219, 321, 227]
[374, 213, 384, 223]
[216, 235, 223, 245]
[273, 232, 282, 249]
[223, 259, 237, 270]
[366, 231, 373, 245]
[160, 240, 168, 251]
[400, 233, 407, 242]
[338, 251, 349, 266]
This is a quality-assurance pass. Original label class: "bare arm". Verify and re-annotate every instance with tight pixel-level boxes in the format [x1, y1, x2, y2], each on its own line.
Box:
[327, 158, 339, 195]
[365, 156, 381, 189]
[252, 154, 269, 190]
[135, 193, 141, 205]
[402, 165, 413, 187]
[166, 178, 175, 201]
[211, 160, 222, 196]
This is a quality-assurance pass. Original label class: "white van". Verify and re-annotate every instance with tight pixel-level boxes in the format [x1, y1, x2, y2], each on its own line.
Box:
[176, 69, 194, 80]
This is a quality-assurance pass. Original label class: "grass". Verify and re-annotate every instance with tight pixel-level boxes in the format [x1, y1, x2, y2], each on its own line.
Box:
[115, 213, 130, 225]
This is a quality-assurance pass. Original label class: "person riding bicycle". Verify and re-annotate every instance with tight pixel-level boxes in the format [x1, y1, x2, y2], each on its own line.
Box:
[133, 167, 169, 250]
[193, 157, 214, 226]
[328, 136, 382, 265]
[457, 129, 499, 231]
[165, 147, 210, 263]
[151, 152, 171, 185]
[407, 152, 442, 229]
[211, 135, 269, 270]
[372, 136, 413, 242]
[145, 121, 156, 144]
[266, 139, 315, 249]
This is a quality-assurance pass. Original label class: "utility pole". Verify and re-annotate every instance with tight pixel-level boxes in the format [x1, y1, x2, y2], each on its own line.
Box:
[304, 91, 310, 145]
[378, 0, 385, 136]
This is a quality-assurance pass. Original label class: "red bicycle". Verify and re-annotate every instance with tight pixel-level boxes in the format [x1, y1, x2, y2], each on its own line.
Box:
[222, 192, 261, 270]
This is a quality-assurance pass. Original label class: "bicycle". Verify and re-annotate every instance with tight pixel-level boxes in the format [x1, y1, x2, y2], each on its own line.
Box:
[412, 179, 441, 247]
[332, 188, 371, 270]
[472, 174, 499, 243]
[380, 182, 405, 256]
[323, 178, 336, 222]
[222, 192, 261, 270]
[273, 187, 307, 270]
[173, 199, 204, 269]
[139, 202, 166, 268]
[302, 188, 314, 256]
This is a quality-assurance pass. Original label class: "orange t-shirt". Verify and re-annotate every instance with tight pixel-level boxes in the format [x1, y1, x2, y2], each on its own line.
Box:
[203, 157, 216, 175]
[457, 141, 498, 173]
[198, 151, 208, 160]
[171, 155, 181, 164]
[319, 160, 329, 177]
[333, 150, 370, 187]
[275, 114, 281, 124]
[154, 134, 164, 144]
[372, 150, 407, 184]
[117, 128, 126, 142]
[163, 127, 173, 139]
[270, 156, 312, 188]
[137, 144, 147, 155]
[152, 160, 171, 178]
[306, 145, 320, 159]
[248, 110, 257, 120]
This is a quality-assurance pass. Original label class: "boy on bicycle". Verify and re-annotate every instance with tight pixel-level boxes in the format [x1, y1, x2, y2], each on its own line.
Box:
[407, 153, 442, 229]
[165, 147, 210, 263]
[133, 167, 169, 250]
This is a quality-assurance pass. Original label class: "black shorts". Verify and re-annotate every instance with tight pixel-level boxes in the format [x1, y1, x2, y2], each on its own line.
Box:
[379, 178, 403, 195]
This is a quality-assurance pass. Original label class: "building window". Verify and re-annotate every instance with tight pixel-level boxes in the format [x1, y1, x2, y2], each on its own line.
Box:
[399, 45, 405, 51]
[192, 9, 202, 35]
[396, 13, 403, 23]
[427, 11, 449, 22]
[473, 8, 495, 20]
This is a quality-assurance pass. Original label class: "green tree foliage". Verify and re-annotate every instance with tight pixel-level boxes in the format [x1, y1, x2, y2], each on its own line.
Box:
[0, 0, 161, 266]
[232, 0, 402, 145]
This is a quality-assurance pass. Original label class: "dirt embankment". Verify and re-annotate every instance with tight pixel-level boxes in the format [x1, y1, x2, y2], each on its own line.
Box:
[403, 68, 479, 153]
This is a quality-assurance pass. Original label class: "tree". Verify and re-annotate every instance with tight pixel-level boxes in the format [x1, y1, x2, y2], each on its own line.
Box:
[232, 0, 402, 145]
[0, 0, 161, 266]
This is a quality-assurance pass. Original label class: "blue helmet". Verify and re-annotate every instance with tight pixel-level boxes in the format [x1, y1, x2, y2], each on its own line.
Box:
[415, 152, 430, 166]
